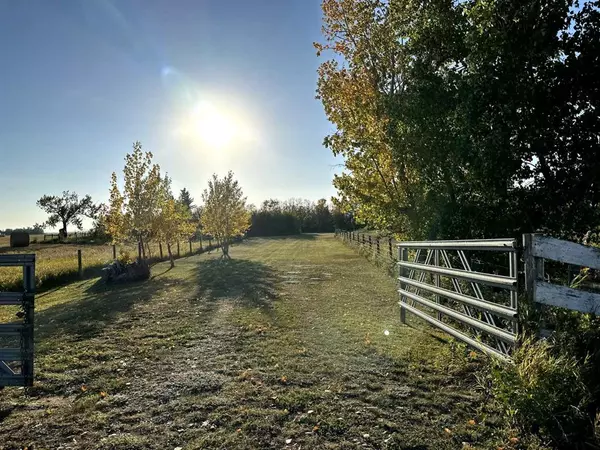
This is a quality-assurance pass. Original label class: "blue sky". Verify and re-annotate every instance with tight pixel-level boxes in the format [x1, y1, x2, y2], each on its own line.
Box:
[0, 0, 341, 229]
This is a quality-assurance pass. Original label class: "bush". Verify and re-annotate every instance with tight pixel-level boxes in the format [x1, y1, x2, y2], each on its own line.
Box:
[490, 338, 593, 448]
[102, 259, 150, 283]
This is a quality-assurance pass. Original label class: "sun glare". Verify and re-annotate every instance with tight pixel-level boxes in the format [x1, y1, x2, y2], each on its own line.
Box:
[192, 102, 234, 148]
[176, 100, 256, 150]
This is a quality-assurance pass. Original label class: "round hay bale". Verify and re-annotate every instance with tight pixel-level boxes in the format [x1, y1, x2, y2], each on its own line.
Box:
[10, 232, 30, 248]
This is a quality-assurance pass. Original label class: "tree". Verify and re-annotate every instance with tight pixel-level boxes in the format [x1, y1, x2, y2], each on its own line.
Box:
[200, 171, 250, 259]
[156, 180, 196, 268]
[105, 141, 163, 259]
[36, 191, 99, 238]
[316, 0, 600, 241]
[178, 188, 195, 212]
[314, 198, 333, 232]
[316, 0, 417, 235]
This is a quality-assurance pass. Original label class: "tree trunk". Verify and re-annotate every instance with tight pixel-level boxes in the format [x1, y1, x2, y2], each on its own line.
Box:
[221, 241, 230, 259]
[146, 242, 152, 259]
[167, 243, 175, 268]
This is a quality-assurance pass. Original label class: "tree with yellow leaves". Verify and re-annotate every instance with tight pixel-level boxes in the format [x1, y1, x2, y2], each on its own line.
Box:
[154, 176, 196, 268]
[105, 141, 163, 260]
[200, 171, 250, 259]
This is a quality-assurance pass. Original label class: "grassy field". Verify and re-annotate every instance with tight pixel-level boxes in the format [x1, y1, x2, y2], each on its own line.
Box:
[0, 238, 206, 292]
[0, 234, 506, 449]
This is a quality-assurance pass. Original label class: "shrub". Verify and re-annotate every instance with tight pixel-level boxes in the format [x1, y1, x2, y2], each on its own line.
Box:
[490, 338, 592, 448]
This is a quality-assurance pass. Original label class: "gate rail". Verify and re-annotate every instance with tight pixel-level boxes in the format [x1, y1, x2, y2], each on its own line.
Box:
[0, 254, 35, 387]
[398, 239, 518, 360]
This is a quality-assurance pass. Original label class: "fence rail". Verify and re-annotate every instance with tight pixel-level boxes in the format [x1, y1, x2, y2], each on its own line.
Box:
[338, 230, 600, 360]
[0, 254, 35, 387]
[524, 234, 600, 315]
[397, 239, 518, 360]
[336, 230, 398, 264]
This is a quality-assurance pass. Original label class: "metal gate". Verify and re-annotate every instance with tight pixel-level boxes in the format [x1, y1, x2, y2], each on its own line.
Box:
[0, 254, 35, 387]
[398, 239, 518, 359]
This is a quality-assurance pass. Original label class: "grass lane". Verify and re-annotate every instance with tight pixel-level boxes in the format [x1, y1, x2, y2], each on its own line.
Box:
[0, 234, 496, 449]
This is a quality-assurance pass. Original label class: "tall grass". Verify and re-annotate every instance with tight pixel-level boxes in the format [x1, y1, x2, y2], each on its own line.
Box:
[0, 240, 204, 292]
[488, 338, 592, 448]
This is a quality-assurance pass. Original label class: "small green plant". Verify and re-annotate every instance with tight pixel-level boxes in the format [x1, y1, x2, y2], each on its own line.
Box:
[490, 338, 592, 448]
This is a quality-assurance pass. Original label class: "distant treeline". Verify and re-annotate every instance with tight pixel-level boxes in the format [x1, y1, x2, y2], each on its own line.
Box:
[247, 198, 356, 236]
[0, 224, 45, 235]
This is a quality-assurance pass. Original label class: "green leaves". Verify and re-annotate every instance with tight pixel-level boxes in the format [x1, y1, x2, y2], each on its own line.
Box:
[318, 0, 600, 240]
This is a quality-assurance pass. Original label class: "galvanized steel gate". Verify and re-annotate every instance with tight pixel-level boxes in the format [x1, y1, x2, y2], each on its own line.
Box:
[397, 239, 518, 359]
[0, 254, 35, 387]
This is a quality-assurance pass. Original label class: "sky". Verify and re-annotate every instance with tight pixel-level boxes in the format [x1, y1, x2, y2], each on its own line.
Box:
[0, 0, 342, 230]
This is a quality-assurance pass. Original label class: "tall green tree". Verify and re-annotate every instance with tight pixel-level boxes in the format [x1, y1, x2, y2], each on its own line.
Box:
[178, 188, 195, 212]
[317, 0, 600, 240]
[200, 171, 250, 259]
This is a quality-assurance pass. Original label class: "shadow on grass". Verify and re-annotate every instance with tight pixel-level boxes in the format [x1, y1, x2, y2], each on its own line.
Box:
[34, 278, 175, 342]
[248, 233, 318, 241]
[194, 258, 280, 311]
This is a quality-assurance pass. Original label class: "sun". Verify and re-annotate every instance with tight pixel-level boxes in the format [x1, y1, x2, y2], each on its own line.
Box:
[194, 107, 235, 148]
[175, 99, 258, 150]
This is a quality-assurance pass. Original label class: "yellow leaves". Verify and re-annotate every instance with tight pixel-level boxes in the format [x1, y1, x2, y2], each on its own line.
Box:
[364, 333, 372, 345]
[200, 171, 250, 246]
[280, 375, 288, 384]
[108, 142, 165, 244]
[312, 425, 320, 432]
[99, 391, 108, 399]
[468, 351, 478, 359]
[444, 427, 452, 435]
[468, 419, 476, 426]
[80, 385, 87, 392]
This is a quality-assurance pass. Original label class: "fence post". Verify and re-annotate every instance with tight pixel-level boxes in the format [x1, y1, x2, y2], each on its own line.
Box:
[376, 238, 380, 255]
[199, 235, 203, 251]
[112, 244, 117, 260]
[138, 242, 142, 261]
[399, 246, 407, 324]
[177, 241, 180, 258]
[524, 233, 544, 335]
[77, 249, 83, 279]
[159, 242, 163, 259]
[209, 238, 212, 248]
[189, 240, 192, 254]
[523, 234, 536, 301]
[22, 261, 35, 386]
[389, 238, 393, 259]
[434, 249, 441, 320]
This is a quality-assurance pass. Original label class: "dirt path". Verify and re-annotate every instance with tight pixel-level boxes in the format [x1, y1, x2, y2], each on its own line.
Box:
[0, 235, 494, 449]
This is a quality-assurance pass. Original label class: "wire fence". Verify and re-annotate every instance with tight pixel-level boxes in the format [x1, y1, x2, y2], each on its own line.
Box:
[0, 236, 237, 292]
[335, 230, 398, 268]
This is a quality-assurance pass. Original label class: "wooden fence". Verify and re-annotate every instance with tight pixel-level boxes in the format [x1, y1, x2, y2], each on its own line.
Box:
[73, 237, 224, 279]
[336, 230, 398, 265]
[337, 230, 600, 359]
[524, 234, 600, 315]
